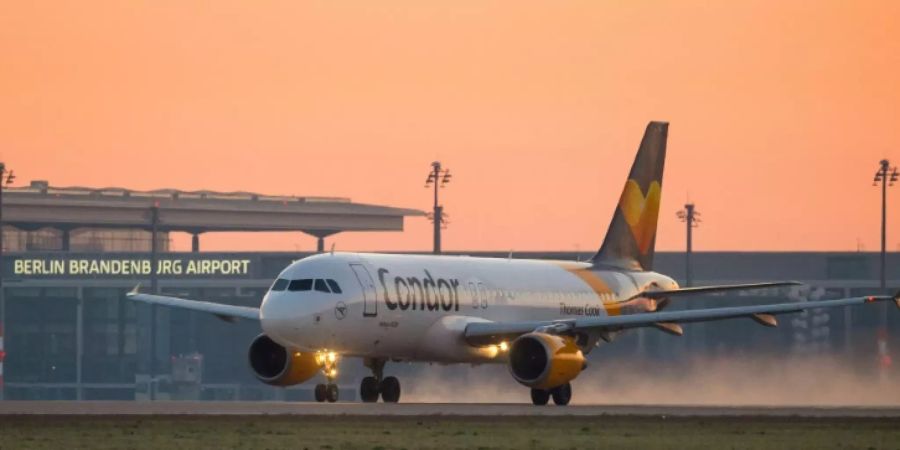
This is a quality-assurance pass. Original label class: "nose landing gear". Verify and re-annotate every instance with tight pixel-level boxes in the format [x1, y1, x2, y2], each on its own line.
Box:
[313, 351, 340, 403]
[360, 358, 401, 403]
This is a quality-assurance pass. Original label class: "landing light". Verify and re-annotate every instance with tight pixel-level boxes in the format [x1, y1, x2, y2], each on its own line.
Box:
[327, 352, 337, 363]
[499, 341, 509, 352]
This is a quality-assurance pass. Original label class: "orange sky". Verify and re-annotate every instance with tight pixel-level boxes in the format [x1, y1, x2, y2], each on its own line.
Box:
[2, 1, 899, 253]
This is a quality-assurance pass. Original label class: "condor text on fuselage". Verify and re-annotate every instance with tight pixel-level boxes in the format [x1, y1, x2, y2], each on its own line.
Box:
[377, 268, 462, 312]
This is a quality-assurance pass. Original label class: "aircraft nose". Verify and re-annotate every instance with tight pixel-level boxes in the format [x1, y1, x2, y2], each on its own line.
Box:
[260, 291, 299, 340]
[260, 290, 329, 345]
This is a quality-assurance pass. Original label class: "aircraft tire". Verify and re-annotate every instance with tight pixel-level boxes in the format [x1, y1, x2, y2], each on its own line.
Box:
[314, 383, 327, 402]
[550, 383, 572, 406]
[360, 377, 379, 403]
[530, 388, 550, 406]
[380, 376, 401, 403]
[325, 383, 339, 403]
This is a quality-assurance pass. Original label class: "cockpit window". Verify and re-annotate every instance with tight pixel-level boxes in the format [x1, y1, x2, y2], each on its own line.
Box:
[271, 279, 288, 291]
[326, 279, 342, 294]
[314, 279, 330, 293]
[288, 279, 313, 291]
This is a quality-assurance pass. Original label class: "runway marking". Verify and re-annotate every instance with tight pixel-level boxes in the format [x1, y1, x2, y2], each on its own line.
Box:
[0, 401, 898, 418]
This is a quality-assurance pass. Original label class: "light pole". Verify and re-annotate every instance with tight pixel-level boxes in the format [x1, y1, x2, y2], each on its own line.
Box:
[149, 204, 159, 400]
[0, 163, 14, 401]
[873, 159, 897, 290]
[676, 203, 701, 287]
[425, 161, 451, 254]
[873, 160, 896, 381]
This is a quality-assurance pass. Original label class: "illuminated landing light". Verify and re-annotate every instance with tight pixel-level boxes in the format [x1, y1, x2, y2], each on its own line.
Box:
[499, 341, 509, 352]
[329, 368, 338, 378]
[327, 352, 337, 363]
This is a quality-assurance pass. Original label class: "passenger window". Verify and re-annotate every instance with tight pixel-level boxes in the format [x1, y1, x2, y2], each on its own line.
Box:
[314, 279, 331, 293]
[271, 279, 288, 291]
[288, 279, 313, 291]
[326, 279, 342, 294]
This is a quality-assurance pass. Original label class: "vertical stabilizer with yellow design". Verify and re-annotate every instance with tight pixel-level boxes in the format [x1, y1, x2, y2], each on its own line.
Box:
[592, 121, 668, 271]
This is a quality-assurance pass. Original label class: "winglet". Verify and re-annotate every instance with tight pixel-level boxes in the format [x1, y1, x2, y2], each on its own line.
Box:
[128, 283, 141, 296]
[751, 313, 778, 327]
[653, 322, 683, 336]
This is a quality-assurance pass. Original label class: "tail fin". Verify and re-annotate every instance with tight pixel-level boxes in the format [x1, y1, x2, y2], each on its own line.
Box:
[591, 121, 668, 271]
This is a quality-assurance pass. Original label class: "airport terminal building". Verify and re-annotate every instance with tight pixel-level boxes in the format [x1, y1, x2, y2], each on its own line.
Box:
[0, 182, 897, 401]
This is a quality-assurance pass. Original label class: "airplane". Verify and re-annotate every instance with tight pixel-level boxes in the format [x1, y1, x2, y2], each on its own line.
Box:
[128, 121, 899, 405]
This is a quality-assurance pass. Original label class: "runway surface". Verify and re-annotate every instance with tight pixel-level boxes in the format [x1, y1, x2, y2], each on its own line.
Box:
[1, 401, 898, 417]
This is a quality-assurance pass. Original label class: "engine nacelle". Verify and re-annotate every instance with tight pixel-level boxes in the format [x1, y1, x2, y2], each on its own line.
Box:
[247, 334, 320, 386]
[508, 332, 585, 389]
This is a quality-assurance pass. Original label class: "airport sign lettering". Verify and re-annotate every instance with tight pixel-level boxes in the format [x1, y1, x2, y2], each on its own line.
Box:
[9, 256, 252, 278]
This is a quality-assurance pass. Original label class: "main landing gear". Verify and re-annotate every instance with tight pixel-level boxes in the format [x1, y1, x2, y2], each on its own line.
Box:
[314, 351, 340, 403]
[360, 358, 401, 403]
[530, 383, 572, 406]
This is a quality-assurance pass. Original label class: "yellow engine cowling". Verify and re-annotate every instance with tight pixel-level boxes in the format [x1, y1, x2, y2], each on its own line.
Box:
[247, 334, 320, 386]
[508, 332, 585, 390]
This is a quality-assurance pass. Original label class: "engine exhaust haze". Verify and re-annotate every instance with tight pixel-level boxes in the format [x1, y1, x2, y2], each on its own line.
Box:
[400, 356, 898, 406]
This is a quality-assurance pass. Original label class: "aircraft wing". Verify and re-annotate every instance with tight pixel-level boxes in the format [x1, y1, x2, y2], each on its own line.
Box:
[464, 293, 900, 346]
[635, 281, 802, 299]
[126, 286, 260, 322]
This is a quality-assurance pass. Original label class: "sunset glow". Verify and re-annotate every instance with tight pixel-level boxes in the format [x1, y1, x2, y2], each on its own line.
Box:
[2, 1, 899, 252]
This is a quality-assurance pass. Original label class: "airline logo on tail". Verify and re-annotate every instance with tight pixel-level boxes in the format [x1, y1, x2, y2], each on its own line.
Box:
[619, 179, 661, 255]
[592, 121, 668, 271]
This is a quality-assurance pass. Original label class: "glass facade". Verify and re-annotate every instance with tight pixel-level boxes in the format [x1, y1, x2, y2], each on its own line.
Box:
[5, 288, 78, 384]
[2, 283, 269, 401]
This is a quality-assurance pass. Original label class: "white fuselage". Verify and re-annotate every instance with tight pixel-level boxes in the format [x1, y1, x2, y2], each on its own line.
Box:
[259, 252, 678, 363]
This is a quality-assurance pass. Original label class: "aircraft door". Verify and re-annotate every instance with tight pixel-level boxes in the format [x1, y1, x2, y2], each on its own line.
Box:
[350, 264, 378, 317]
[477, 281, 488, 309]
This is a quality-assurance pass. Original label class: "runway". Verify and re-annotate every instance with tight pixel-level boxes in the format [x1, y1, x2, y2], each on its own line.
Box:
[0, 401, 898, 417]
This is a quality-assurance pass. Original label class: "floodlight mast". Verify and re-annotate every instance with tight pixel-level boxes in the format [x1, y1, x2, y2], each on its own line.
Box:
[874, 160, 897, 329]
[873, 159, 896, 380]
[425, 161, 451, 254]
[676, 203, 701, 287]
[873, 159, 896, 291]
[0, 162, 15, 401]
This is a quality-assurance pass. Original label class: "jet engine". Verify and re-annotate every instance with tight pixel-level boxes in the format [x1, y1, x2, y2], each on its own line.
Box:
[248, 334, 320, 386]
[508, 332, 585, 389]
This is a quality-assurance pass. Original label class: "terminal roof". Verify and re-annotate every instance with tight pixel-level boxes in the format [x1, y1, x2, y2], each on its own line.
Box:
[5, 181, 425, 234]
